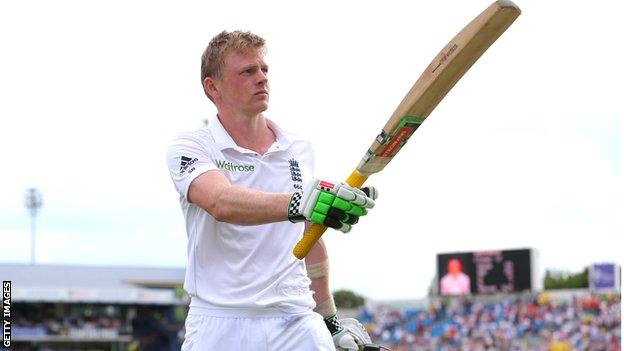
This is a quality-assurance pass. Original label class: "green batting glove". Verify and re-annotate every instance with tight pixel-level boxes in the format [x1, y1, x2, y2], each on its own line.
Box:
[288, 179, 378, 233]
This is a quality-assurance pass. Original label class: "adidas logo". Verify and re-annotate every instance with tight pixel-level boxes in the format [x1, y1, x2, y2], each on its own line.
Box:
[180, 156, 198, 175]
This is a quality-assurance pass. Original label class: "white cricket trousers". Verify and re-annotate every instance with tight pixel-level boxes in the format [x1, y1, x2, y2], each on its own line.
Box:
[181, 310, 334, 350]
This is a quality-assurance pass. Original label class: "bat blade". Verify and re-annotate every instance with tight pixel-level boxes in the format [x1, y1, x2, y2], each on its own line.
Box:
[293, 0, 521, 259]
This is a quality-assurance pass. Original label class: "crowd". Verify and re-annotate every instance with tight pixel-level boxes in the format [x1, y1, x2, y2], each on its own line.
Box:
[12, 304, 183, 350]
[13, 304, 127, 338]
[359, 292, 620, 351]
[10, 293, 620, 350]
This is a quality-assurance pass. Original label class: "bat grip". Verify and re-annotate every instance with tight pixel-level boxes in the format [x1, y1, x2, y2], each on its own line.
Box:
[292, 170, 369, 259]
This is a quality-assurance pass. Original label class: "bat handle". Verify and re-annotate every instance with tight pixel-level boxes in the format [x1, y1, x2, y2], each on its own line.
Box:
[292, 223, 328, 259]
[292, 170, 369, 259]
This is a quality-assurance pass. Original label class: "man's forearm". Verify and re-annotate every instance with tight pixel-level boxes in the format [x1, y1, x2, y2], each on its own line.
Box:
[189, 171, 292, 225]
[310, 271, 332, 306]
[212, 185, 291, 225]
[307, 239, 334, 316]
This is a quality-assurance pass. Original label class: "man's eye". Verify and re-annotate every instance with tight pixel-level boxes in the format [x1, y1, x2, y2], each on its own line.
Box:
[262, 67, 269, 74]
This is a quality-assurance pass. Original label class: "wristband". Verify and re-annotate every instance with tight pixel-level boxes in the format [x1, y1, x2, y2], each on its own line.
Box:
[323, 314, 344, 336]
[287, 191, 305, 222]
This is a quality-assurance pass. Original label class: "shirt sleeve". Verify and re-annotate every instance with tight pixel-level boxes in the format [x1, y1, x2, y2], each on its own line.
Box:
[166, 132, 219, 201]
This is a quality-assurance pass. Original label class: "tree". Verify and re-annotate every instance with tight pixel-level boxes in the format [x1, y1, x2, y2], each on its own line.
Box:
[333, 289, 366, 308]
[544, 267, 589, 290]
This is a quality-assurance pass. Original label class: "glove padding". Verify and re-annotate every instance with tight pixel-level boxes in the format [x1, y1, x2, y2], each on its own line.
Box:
[288, 179, 378, 233]
[331, 318, 372, 351]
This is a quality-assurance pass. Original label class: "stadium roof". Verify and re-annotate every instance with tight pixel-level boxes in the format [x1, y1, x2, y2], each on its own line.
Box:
[0, 263, 187, 305]
[0, 263, 185, 288]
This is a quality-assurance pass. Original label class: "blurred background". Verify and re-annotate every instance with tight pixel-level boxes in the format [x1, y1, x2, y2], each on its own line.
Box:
[1, 0, 622, 350]
[0, 247, 620, 350]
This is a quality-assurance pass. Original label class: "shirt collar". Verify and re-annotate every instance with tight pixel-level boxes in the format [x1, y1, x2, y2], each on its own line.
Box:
[207, 114, 301, 154]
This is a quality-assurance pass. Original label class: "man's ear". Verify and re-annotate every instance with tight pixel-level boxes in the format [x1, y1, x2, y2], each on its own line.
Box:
[203, 76, 219, 101]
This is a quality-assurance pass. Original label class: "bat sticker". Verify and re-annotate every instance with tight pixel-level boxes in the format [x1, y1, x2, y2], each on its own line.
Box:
[364, 116, 424, 164]
[378, 116, 425, 157]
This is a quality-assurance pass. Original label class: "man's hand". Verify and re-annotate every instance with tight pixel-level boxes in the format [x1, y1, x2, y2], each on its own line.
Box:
[288, 179, 378, 233]
[324, 315, 372, 351]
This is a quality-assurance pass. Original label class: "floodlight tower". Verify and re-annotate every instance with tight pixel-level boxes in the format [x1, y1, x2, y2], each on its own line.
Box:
[24, 188, 43, 265]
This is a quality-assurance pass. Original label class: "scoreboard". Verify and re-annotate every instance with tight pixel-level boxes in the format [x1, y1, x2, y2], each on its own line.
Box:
[437, 248, 533, 296]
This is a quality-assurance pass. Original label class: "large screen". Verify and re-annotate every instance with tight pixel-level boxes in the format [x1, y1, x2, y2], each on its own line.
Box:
[437, 249, 533, 296]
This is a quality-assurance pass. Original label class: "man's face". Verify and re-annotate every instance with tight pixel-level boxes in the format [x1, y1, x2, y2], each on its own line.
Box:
[448, 259, 462, 274]
[213, 49, 269, 116]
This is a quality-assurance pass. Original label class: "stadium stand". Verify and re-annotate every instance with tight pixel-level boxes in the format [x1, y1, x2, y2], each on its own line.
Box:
[2, 263, 620, 350]
[1, 263, 187, 351]
[360, 290, 620, 351]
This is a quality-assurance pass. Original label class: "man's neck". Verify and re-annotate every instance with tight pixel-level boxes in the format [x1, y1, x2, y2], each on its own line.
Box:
[217, 111, 276, 155]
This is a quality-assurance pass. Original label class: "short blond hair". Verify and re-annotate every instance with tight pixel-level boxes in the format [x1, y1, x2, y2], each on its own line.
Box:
[200, 30, 266, 99]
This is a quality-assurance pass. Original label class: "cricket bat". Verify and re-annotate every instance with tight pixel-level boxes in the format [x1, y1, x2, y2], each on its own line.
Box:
[293, 0, 521, 259]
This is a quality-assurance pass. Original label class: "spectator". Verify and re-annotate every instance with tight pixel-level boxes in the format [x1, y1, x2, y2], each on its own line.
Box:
[360, 292, 620, 351]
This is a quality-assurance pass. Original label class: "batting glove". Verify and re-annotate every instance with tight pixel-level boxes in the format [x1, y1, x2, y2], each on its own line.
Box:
[288, 179, 378, 233]
[324, 315, 372, 351]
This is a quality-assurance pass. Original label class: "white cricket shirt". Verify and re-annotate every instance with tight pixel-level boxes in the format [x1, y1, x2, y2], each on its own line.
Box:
[167, 114, 316, 316]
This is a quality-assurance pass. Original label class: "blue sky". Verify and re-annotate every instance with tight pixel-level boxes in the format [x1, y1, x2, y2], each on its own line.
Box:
[1, 0, 622, 299]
